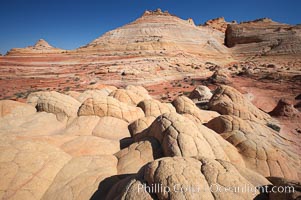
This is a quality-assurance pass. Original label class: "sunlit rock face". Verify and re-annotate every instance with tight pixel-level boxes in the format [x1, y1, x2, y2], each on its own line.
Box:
[7, 39, 65, 55]
[77, 9, 230, 61]
[1, 85, 300, 200]
[225, 18, 301, 57]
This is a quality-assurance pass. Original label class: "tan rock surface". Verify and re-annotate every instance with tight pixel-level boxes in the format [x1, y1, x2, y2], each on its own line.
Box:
[76, 89, 110, 103]
[0, 84, 300, 200]
[145, 112, 243, 165]
[0, 136, 71, 200]
[125, 85, 151, 100]
[0, 112, 66, 136]
[203, 17, 235, 33]
[78, 10, 230, 62]
[128, 116, 156, 138]
[225, 18, 301, 57]
[209, 85, 272, 122]
[188, 85, 213, 103]
[115, 138, 163, 174]
[206, 115, 300, 180]
[63, 116, 100, 136]
[78, 96, 145, 123]
[172, 95, 219, 123]
[41, 155, 118, 200]
[27, 91, 80, 122]
[269, 98, 301, 119]
[208, 70, 232, 84]
[108, 157, 270, 200]
[0, 100, 36, 118]
[137, 99, 176, 117]
[106, 177, 153, 200]
[60, 136, 120, 157]
[109, 89, 144, 106]
[92, 116, 131, 140]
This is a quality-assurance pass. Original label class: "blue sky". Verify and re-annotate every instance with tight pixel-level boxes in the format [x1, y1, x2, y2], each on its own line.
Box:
[0, 0, 299, 54]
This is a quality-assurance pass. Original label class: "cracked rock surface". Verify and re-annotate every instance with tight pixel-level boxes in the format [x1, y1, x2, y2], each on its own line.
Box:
[0, 84, 300, 200]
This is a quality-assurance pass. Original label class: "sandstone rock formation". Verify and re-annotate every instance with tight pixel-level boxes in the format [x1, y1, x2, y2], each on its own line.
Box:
[206, 115, 299, 180]
[141, 112, 244, 166]
[203, 17, 235, 33]
[115, 138, 162, 174]
[0, 84, 300, 200]
[109, 89, 144, 106]
[208, 70, 232, 84]
[128, 116, 156, 138]
[269, 98, 301, 119]
[0, 100, 36, 118]
[41, 155, 118, 200]
[2, 10, 301, 102]
[105, 157, 270, 200]
[125, 85, 151, 100]
[77, 9, 230, 63]
[0, 135, 71, 200]
[1, 7, 301, 199]
[172, 95, 219, 123]
[27, 91, 81, 122]
[137, 99, 175, 117]
[188, 85, 213, 104]
[208, 85, 272, 122]
[225, 18, 301, 57]
[7, 39, 65, 55]
[93, 117, 131, 140]
[76, 89, 112, 103]
[78, 96, 144, 123]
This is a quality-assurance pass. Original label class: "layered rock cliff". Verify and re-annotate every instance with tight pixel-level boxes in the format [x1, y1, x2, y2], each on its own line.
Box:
[77, 9, 230, 60]
[225, 18, 301, 57]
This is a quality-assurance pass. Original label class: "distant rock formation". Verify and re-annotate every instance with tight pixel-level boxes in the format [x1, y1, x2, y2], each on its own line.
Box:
[76, 8, 230, 63]
[142, 8, 171, 16]
[225, 18, 301, 57]
[203, 17, 236, 33]
[6, 39, 65, 55]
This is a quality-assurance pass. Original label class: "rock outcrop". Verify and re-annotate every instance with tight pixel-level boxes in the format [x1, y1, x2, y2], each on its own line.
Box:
[206, 115, 299, 179]
[269, 98, 301, 119]
[7, 39, 65, 55]
[109, 89, 144, 106]
[208, 70, 232, 84]
[137, 99, 175, 118]
[188, 85, 213, 104]
[225, 18, 301, 57]
[105, 157, 270, 200]
[0, 100, 36, 118]
[77, 9, 230, 62]
[203, 17, 235, 33]
[27, 91, 81, 122]
[172, 95, 219, 123]
[208, 85, 272, 122]
[78, 96, 144, 123]
[0, 5, 301, 200]
[0, 85, 300, 200]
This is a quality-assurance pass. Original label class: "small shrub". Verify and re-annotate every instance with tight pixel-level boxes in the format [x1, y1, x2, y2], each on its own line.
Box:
[266, 123, 281, 132]
[64, 87, 70, 91]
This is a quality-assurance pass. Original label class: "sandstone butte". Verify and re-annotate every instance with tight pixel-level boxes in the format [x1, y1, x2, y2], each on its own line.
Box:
[0, 8, 301, 200]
